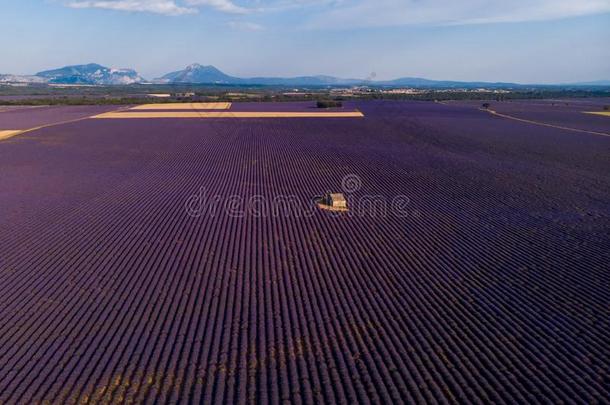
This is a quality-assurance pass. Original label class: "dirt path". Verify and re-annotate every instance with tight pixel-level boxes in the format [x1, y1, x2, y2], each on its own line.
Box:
[484, 108, 610, 138]
[0, 106, 131, 142]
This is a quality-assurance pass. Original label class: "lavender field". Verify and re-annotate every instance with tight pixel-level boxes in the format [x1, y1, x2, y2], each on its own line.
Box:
[448, 98, 610, 134]
[0, 100, 609, 403]
[0, 105, 118, 130]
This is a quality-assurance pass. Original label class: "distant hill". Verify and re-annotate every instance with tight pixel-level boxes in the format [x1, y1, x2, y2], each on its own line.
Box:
[156, 65, 610, 88]
[156, 64, 363, 86]
[156, 64, 526, 88]
[1, 62, 609, 88]
[568, 80, 610, 86]
[381, 77, 520, 88]
[0, 74, 46, 84]
[243, 75, 363, 86]
[1, 63, 145, 85]
[36, 63, 145, 85]
[158, 64, 237, 84]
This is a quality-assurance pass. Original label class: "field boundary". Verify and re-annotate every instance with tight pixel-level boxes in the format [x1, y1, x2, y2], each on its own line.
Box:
[483, 108, 610, 138]
[0, 106, 131, 142]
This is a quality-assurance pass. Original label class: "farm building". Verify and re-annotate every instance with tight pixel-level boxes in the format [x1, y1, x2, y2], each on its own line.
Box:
[326, 193, 347, 209]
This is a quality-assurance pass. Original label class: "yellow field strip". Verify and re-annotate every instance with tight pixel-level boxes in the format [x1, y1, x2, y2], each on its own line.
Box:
[483, 109, 610, 138]
[584, 111, 610, 117]
[92, 111, 365, 119]
[0, 130, 23, 140]
[130, 103, 232, 110]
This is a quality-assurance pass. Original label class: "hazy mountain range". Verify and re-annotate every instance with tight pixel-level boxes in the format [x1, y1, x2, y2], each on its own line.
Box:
[0, 63, 144, 85]
[1, 63, 608, 88]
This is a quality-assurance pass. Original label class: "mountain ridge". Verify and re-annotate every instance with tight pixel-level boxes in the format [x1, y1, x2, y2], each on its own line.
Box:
[36, 63, 145, 85]
[1, 63, 609, 88]
[1, 63, 144, 85]
[153, 64, 511, 87]
[154, 64, 610, 88]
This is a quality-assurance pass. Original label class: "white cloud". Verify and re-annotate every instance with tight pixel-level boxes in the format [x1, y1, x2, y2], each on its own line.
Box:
[66, 0, 250, 15]
[253, 0, 342, 13]
[67, 0, 197, 15]
[306, 0, 610, 29]
[65, 0, 341, 17]
[64, 0, 610, 22]
[185, 0, 249, 14]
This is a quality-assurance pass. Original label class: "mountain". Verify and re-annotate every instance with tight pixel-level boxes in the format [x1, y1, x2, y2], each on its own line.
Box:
[380, 77, 522, 88]
[2, 62, 608, 88]
[568, 80, 610, 86]
[156, 64, 365, 86]
[242, 75, 362, 86]
[158, 64, 238, 84]
[0, 74, 46, 84]
[156, 64, 527, 87]
[36, 63, 145, 85]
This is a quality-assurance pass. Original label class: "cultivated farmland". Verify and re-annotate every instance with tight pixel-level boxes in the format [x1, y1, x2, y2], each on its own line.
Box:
[0, 100, 609, 403]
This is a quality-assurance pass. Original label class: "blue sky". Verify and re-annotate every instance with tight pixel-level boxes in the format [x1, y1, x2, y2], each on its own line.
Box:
[1, 0, 609, 83]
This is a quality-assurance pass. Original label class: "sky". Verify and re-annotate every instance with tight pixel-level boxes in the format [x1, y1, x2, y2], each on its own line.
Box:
[1, 0, 609, 83]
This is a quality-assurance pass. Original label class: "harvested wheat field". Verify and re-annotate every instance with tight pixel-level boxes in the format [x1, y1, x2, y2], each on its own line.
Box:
[130, 103, 233, 110]
[0, 130, 22, 140]
[586, 111, 610, 117]
[93, 111, 365, 119]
